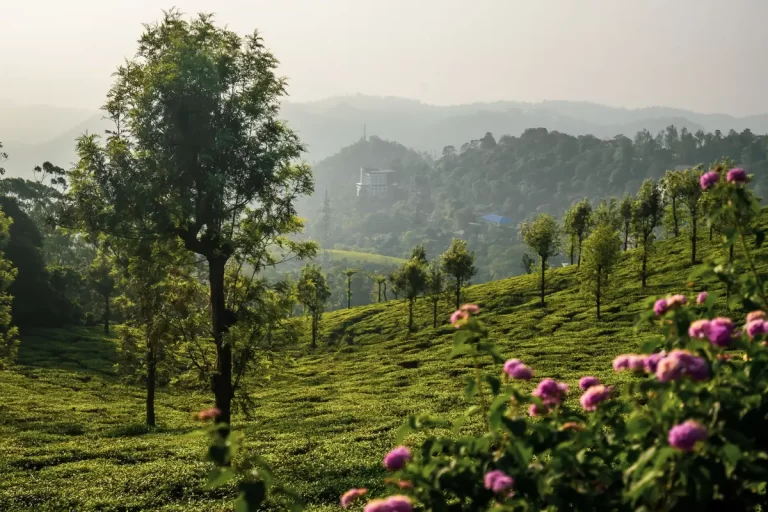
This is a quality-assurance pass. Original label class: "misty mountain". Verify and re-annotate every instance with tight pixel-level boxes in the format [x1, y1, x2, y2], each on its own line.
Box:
[3, 95, 768, 177]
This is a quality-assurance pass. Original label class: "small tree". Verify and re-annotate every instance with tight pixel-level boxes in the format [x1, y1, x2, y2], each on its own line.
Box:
[580, 222, 622, 319]
[394, 259, 429, 331]
[619, 195, 633, 251]
[564, 199, 593, 267]
[661, 170, 685, 237]
[410, 245, 428, 266]
[632, 179, 664, 288]
[679, 166, 705, 264]
[426, 261, 446, 328]
[593, 198, 621, 233]
[520, 253, 536, 274]
[388, 272, 400, 300]
[296, 264, 330, 347]
[372, 275, 387, 303]
[440, 239, 477, 310]
[519, 214, 560, 307]
[343, 268, 358, 309]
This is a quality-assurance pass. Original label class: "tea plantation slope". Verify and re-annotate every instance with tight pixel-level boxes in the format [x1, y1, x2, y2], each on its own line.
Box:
[2, 215, 768, 511]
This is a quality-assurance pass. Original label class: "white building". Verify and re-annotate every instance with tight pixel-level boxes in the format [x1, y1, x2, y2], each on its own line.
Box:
[356, 167, 395, 197]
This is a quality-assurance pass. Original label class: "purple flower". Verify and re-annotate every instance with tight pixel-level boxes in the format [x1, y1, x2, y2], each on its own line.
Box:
[654, 298, 668, 316]
[700, 171, 720, 190]
[364, 500, 389, 512]
[655, 356, 683, 382]
[508, 364, 533, 380]
[364, 496, 413, 512]
[688, 319, 711, 339]
[503, 359, 521, 376]
[666, 294, 687, 309]
[341, 489, 368, 508]
[746, 319, 768, 339]
[533, 378, 568, 406]
[726, 167, 747, 184]
[628, 355, 646, 372]
[383, 446, 412, 471]
[484, 470, 515, 494]
[612, 355, 630, 371]
[643, 352, 666, 373]
[668, 420, 707, 451]
[747, 310, 766, 323]
[528, 403, 548, 417]
[655, 350, 708, 382]
[579, 385, 612, 411]
[696, 292, 708, 305]
[579, 376, 600, 390]
[708, 317, 734, 347]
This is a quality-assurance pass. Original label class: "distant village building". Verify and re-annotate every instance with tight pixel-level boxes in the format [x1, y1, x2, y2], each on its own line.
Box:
[356, 167, 396, 197]
[478, 214, 512, 226]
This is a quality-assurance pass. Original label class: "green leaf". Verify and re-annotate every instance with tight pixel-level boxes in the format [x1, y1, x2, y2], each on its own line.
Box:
[205, 467, 234, 489]
[485, 375, 501, 396]
[464, 376, 477, 400]
[723, 443, 742, 476]
[488, 394, 510, 431]
[756, 229, 765, 248]
[395, 416, 416, 444]
[449, 343, 472, 359]
[501, 416, 527, 437]
[235, 481, 267, 512]
[639, 338, 661, 354]
[653, 446, 677, 469]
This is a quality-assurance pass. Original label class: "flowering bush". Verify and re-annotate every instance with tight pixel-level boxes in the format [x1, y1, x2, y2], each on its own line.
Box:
[340, 170, 768, 510]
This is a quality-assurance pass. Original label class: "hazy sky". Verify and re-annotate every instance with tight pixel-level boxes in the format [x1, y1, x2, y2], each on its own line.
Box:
[2, 0, 767, 116]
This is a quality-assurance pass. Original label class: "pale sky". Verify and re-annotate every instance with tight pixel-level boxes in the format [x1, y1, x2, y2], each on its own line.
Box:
[1, 0, 767, 116]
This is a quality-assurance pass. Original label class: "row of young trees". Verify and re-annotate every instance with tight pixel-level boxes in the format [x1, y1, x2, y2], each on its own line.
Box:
[521, 159, 750, 317]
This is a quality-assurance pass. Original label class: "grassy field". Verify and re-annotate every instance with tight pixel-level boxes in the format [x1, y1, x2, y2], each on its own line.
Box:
[1, 215, 767, 511]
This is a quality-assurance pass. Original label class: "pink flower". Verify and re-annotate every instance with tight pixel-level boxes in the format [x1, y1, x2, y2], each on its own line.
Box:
[688, 319, 711, 339]
[533, 379, 568, 406]
[628, 355, 646, 372]
[726, 167, 747, 184]
[700, 171, 719, 190]
[643, 352, 666, 373]
[655, 350, 708, 382]
[578, 376, 600, 390]
[383, 446, 412, 471]
[503, 359, 521, 376]
[666, 294, 687, 309]
[612, 355, 630, 371]
[341, 488, 368, 508]
[460, 304, 480, 314]
[197, 408, 221, 421]
[668, 420, 707, 451]
[364, 499, 389, 512]
[579, 385, 612, 411]
[653, 298, 668, 316]
[484, 470, 515, 494]
[708, 317, 734, 347]
[528, 403, 548, 416]
[747, 310, 767, 323]
[746, 319, 768, 339]
[450, 309, 469, 327]
[696, 292, 708, 305]
[381, 496, 413, 512]
[508, 364, 533, 380]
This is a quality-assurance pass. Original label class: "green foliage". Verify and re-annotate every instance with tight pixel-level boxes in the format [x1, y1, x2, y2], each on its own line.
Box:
[519, 213, 561, 306]
[393, 257, 429, 331]
[297, 264, 331, 347]
[632, 179, 664, 287]
[0, 208, 18, 366]
[440, 239, 477, 310]
[580, 222, 622, 318]
[563, 198, 593, 266]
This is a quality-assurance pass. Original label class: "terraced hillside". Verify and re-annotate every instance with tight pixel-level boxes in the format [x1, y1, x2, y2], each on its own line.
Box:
[1, 214, 767, 511]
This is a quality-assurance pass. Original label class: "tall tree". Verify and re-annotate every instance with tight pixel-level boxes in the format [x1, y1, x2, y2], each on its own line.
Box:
[88, 241, 116, 335]
[372, 274, 387, 303]
[661, 170, 684, 237]
[410, 245, 428, 266]
[519, 214, 560, 307]
[566, 199, 593, 267]
[394, 259, 428, 331]
[0, 208, 18, 367]
[679, 166, 705, 264]
[296, 264, 330, 348]
[426, 261, 445, 328]
[64, 12, 316, 425]
[632, 179, 664, 288]
[580, 222, 621, 319]
[619, 195, 633, 251]
[343, 269, 357, 309]
[440, 239, 477, 310]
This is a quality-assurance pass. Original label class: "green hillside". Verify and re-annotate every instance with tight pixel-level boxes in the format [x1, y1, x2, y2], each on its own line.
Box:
[324, 249, 407, 266]
[1, 215, 766, 511]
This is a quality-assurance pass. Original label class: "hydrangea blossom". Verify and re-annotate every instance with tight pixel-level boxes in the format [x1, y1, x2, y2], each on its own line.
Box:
[700, 170, 719, 190]
[668, 420, 707, 451]
[747, 310, 766, 323]
[655, 350, 708, 382]
[746, 319, 768, 339]
[341, 488, 368, 508]
[653, 298, 668, 316]
[383, 446, 412, 471]
[532, 378, 568, 406]
[666, 294, 687, 309]
[579, 385, 612, 411]
[643, 352, 666, 373]
[696, 291, 708, 305]
[508, 364, 533, 380]
[528, 403, 548, 417]
[364, 495, 413, 512]
[708, 317, 734, 347]
[688, 319, 711, 339]
[484, 470, 515, 494]
[578, 376, 600, 390]
[726, 167, 747, 184]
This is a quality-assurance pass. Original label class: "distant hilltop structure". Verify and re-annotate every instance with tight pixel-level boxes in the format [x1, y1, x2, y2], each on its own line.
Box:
[356, 167, 396, 197]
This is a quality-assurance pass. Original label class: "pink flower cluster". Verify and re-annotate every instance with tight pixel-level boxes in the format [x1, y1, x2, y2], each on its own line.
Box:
[503, 359, 533, 380]
[613, 351, 708, 382]
[341, 488, 368, 508]
[696, 291, 708, 305]
[668, 420, 707, 451]
[483, 470, 515, 494]
[688, 317, 735, 347]
[364, 495, 413, 512]
[653, 294, 687, 316]
[700, 170, 719, 190]
[450, 304, 480, 328]
[578, 376, 600, 390]
[383, 446, 412, 471]
[579, 385, 612, 411]
[529, 378, 569, 416]
[745, 310, 768, 339]
[726, 167, 747, 184]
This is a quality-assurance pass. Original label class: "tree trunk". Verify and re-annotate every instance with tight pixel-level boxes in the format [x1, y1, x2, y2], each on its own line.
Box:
[672, 197, 679, 237]
[540, 257, 546, 307]
[596, 265, 601, 320]
[377, 284, 382, 303]
[383, 284, 388, 302]
[569, 244, 574, 265]
[623, 223, 629, 251]
[209, 256, 233, 426]
[691, 211, 697, 265]
[408, 299, 414, 331]
[103, 293, 110, 335]
[311, 312, 317, 347]
[432, 300, 438, 328]
[577, 235, 583, 267]
[146, 341, 156, 427]
[641, 241, 648, 288]
[347, 279, 351, 309]
[455, 278, 461, 310]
